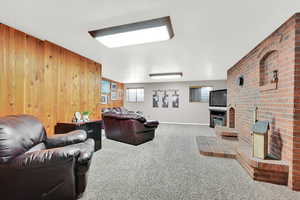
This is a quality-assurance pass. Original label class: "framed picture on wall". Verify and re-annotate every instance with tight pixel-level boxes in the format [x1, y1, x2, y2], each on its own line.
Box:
[172, 90, 179, 108]
[153, 91, 159, 108]
[162, 90, 169, 108]
[101, 80, 111, 94]
[111, 91, 117, 100]
[101, 94, 108, 104]
[111, 82, 117, 91]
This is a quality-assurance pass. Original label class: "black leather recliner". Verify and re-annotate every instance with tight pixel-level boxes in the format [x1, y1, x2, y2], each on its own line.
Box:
[0, 115, 95, 200]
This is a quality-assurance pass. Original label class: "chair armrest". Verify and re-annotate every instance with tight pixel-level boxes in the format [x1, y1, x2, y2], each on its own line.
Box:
[0, 148, 80, 200]
[144, 120, 159, 128]
[4, 147, 81, 169]
[64, 139, 95, 172]
[46, 130, 87, 148]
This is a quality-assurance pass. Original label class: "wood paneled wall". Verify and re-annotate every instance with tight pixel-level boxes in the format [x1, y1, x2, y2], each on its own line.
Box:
[101, 77, 124, 109]
[0, 24, 101, 135]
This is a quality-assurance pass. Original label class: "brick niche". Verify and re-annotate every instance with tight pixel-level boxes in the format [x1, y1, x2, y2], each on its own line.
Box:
[227, 13, 300, 191]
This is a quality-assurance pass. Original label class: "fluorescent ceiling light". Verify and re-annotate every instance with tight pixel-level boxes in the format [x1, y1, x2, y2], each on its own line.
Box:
[149, 72, 183, 80]
[89, 16, 174, 48]
[95, 26, 170, 48]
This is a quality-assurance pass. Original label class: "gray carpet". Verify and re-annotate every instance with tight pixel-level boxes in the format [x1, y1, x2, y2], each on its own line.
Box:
[80, 124, 300, 200]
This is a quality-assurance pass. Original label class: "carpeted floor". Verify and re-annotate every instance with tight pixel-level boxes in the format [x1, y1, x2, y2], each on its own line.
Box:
[80, 124, 300, 200]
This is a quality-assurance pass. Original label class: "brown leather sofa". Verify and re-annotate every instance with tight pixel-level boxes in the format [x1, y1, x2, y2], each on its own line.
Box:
[0, 115, 95, 200]
[102, 112, 159, 145]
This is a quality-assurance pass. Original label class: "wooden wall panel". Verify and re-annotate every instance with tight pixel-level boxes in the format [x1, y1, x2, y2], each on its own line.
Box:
[0, 24, 101, 135]
[24, 35, 45, 121]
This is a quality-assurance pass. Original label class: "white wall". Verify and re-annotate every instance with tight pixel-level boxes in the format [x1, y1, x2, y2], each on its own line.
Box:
[125, 80, 227, 125]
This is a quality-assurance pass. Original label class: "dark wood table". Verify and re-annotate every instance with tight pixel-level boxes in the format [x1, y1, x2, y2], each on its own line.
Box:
[55, 120, 102, 151]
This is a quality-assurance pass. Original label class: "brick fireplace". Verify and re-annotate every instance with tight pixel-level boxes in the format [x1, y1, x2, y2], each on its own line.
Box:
[227, 13, 300, 191]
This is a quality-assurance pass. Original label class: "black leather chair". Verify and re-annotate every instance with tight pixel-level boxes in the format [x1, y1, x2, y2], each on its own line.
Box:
[0, 115, 95, 200]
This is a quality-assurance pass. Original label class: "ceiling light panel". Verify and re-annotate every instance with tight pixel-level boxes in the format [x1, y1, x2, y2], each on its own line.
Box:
[149, 72, 183, 79]
[89, 16, 174, 48]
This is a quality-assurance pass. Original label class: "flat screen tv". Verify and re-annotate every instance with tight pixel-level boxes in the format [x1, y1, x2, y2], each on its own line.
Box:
[209, 89, 227, 107]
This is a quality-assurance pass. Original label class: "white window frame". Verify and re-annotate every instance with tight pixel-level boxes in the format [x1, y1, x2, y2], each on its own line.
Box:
[126, 88, 144, 103]
[189, 86, 213, 103]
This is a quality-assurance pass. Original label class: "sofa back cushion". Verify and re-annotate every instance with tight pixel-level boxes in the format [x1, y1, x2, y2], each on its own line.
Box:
[119, 107, 129, 114]
[0, 115, 46, 163]
[102, 108, 112, 113]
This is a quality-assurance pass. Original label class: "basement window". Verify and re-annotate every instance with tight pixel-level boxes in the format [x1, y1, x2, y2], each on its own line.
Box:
[189, 86, 213, 103]
[126, 88, 144, 102]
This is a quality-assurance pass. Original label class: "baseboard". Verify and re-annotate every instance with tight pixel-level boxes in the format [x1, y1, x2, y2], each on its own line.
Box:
[158, 122, 209, 126]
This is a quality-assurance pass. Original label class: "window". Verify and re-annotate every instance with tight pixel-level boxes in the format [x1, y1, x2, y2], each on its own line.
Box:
[189, 86, 213, 102]
[126, 88, 144, 102]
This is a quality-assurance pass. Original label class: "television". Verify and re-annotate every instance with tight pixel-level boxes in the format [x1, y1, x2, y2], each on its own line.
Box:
[209, 89, 227, 107]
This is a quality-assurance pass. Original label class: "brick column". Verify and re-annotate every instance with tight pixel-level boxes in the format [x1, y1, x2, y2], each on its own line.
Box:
[291, 13, 300, 191]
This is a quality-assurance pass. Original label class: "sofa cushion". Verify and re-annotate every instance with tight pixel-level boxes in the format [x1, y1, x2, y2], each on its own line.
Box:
[0, 115, 46, 163]
[119, 107, 129, 114]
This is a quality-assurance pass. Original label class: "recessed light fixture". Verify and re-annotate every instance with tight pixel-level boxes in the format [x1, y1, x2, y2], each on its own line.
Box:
[149, 72, 183, 80]
[89, 16, 174, 48]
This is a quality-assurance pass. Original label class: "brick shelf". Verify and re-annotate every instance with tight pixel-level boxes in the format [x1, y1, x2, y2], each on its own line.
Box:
[196, 136, 289, 186]
[236, 143, 288, 185]
[196, 136, 238, 159]
[215, 126, 238, 140]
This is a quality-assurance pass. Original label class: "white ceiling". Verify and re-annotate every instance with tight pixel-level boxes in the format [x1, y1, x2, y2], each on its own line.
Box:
[1, 0, 300, 83]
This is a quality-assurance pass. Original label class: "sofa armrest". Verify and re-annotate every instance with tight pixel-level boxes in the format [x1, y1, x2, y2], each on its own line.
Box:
[136, 111, 144, 116]
[46, 130, 87, 148]
[144, 120, 159, 128]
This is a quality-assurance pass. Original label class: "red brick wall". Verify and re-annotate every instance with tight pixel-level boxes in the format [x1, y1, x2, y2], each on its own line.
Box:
[293, 13, 300, 191]
[227, 13, 299, 190]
